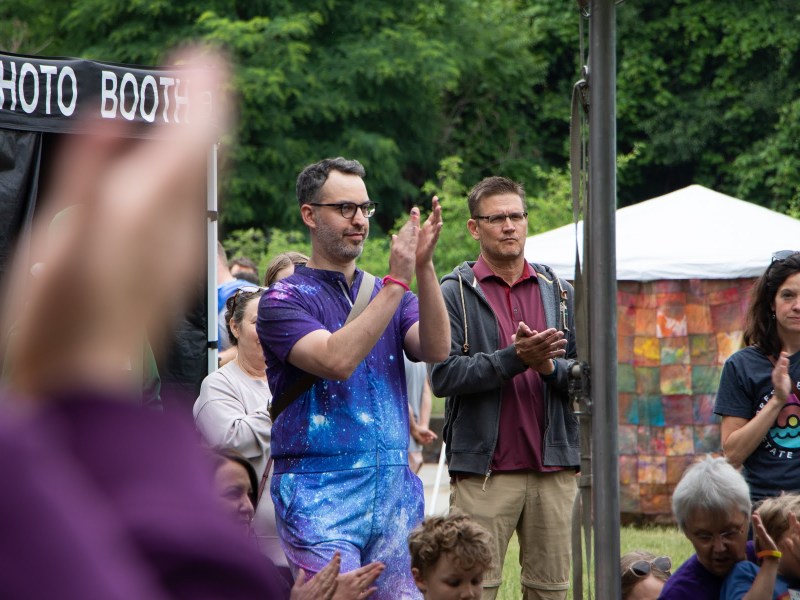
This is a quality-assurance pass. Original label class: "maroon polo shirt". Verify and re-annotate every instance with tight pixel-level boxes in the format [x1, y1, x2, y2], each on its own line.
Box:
[473, 256, 560, 473]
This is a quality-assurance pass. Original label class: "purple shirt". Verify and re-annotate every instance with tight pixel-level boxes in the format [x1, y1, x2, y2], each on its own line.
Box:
[660, 544, 757, 600]
[257, 266, 419, 470]
[658, 554, 720, 600]
[0, 394, 287, 599]
[473, 256, 556, 473]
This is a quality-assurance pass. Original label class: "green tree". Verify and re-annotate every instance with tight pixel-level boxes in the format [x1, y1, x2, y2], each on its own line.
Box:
[201, 1, 464, 232]
[616, 0, 800, 209]
[0, 0, 71, 55]
[438, 0, 577, 188]
[421, 155, 474, 276]
[49, 0, 580, 233]
[221, 227, 269, 267]
[17, 0, 800, 229]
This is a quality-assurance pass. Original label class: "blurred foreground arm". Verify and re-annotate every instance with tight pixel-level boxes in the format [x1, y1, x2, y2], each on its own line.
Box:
[3, 47, 231, 401]
[0, 48, 289, 599]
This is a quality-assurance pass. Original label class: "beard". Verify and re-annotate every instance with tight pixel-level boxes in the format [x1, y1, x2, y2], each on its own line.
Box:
[315, 219, 368, 261]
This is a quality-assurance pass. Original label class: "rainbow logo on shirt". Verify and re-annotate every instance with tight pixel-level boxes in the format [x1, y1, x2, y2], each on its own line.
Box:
[768, 394, 800, 450]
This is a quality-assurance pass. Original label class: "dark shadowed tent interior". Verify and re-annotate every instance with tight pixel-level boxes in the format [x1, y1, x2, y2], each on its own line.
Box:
[0, 50, 221, 415]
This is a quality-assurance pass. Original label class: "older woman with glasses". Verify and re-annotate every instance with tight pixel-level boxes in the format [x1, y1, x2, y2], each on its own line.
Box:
[620, 551, 671, 600]
[660, 456, 753, 599]
[193, 286, 287, 572]
[715, 251, 800, 505]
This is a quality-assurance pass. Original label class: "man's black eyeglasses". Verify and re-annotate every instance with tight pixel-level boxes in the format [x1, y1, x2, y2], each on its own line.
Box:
[472, 212, 528, 226]
[628, 556, 672, 577]
[307, 202, 377, 219]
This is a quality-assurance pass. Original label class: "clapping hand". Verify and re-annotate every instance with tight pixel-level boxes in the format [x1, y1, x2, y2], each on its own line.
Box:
[415, 196, 442, 269]
[512, 322, 567, 375]
[772, 352, 792, 405]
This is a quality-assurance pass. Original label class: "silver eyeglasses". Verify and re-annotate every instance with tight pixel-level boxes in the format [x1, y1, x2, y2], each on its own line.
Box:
[472, 211, 528, 226]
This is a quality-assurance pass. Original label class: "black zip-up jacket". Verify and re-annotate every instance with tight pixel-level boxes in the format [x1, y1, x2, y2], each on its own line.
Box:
[430, 261, 579, 477]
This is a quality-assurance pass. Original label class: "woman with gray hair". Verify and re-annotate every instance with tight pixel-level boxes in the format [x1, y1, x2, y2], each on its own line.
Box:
[659, 455, 753, 599]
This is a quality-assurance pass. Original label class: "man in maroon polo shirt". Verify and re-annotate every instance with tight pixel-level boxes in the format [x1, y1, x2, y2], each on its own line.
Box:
[430, 176, 578, 600]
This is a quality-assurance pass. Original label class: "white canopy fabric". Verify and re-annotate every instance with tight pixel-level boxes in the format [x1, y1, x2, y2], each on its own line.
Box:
[524, 185, 800, 281]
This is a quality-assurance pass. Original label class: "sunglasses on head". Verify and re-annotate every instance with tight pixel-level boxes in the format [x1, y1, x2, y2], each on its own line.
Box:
[772, 250, 800, 264]
[629, 556, 671, 577]
[231, 285, 265, 312]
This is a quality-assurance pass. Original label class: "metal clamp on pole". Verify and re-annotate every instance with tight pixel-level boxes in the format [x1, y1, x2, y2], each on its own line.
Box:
[569, 361, 592, 414]
[570, 358, 593, 600]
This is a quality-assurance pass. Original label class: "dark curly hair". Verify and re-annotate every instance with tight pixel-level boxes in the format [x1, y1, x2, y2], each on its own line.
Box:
[408, 511, 493, 578]
[224, 287, 265, 346]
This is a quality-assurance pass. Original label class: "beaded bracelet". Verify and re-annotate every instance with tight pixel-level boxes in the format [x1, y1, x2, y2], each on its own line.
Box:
[382, 275, 410, 292]
[756, 550, 783, 559]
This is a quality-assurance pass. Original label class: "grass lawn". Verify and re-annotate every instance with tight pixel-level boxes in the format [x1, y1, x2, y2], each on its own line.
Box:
[495, 526, 694, 599]
[426, 401, 694, 598]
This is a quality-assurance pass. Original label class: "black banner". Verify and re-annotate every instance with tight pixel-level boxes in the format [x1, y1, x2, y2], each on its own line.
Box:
[0, 51, 218, 138]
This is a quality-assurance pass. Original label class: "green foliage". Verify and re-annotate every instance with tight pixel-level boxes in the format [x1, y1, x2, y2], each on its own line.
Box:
[616, 0, 800, 209]
[439, 0, 576, 186]
[259, 228, 313, 276]
[198, 0, 466, 232]
[0, 0, 71, 55]
[733, 98, 800, 214]
[422, 155, 474, 276]
[221, 227, 269, 266]
[497, 527, 693, 599]
[9, 0, 800, 234]
[526, 165, 574, 235]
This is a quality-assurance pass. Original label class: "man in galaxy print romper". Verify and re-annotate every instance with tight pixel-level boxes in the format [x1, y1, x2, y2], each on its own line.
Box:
[257, 157, 450, 598]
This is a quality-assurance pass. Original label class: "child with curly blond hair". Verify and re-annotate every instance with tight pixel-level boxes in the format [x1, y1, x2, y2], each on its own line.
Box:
[721, 492, 800, 599]
[408, 512, 494, 600]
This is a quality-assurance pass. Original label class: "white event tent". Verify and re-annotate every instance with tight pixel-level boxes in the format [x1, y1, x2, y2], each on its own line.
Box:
[524, 184, 800, 280]
[524, 184, 800, 518]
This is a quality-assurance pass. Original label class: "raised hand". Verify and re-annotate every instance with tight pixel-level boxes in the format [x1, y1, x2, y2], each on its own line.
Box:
[772, 352, 793, 405]
[3, 47, 232, 401]
[415, 196, 442, 268]
[752, 512, 779, 555]
[386, 208, 420, 288]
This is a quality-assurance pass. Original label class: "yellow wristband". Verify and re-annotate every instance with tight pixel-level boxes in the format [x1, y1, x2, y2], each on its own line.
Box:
[756, 550, 782, 559]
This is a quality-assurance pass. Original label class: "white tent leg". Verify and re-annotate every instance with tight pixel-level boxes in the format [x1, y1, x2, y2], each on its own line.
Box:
[207, 143, 219, 374]
[427, 441, 447, 516]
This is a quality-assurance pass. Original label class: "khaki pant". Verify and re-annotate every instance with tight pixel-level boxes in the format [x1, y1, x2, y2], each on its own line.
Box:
[450, 471, 577, 600]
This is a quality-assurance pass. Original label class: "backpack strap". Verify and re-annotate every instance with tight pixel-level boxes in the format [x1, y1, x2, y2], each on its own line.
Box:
[268, 272, 376, 421]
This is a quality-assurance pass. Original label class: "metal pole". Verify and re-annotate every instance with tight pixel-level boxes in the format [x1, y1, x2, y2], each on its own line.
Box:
[588, 1, 619, 598]
[207, 143, 219, 374]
